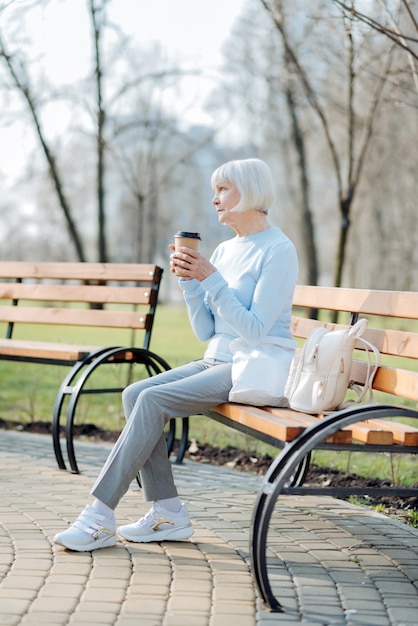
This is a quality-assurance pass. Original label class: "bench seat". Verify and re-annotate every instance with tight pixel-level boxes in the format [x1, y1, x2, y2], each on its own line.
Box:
[0, 338, 99, 362]
[210, 403, 418, 447]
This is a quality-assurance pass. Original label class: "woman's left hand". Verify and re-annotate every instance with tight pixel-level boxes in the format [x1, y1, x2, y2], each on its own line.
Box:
[169, 244, 216, 281]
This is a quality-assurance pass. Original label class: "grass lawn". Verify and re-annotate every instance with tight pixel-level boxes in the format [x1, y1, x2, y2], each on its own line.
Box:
[0, 304, 416, 486]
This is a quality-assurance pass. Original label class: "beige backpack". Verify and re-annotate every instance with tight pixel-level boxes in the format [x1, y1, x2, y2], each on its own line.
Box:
[284, 318, 380, 414]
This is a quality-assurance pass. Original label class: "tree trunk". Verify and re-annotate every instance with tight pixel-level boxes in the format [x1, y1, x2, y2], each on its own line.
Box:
[89, 0, 108, 263]
[285, 76, 318, 288]
[334, 193, 353, 289]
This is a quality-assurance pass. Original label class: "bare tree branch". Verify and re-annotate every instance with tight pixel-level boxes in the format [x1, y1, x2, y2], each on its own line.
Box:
[402, 0, 418, 31]
[260, 0, 343, 198]
[354, 48, 394, 186]
[377, 0, 418, 96]
[0, 32, 87, 261]
[333, 0, 418, 61]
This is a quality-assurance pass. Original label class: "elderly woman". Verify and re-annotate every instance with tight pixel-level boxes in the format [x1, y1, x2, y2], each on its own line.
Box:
[54, 158, 299, 552]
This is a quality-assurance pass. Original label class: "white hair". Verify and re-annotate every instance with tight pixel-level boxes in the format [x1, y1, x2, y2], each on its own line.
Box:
[211, 158, 275, 214]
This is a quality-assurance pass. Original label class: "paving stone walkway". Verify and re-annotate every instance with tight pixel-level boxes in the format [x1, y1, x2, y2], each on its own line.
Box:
[0, 430, 417, 626]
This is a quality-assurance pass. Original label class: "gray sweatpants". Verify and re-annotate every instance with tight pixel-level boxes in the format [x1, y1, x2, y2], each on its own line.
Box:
[91, 359, 232, 508]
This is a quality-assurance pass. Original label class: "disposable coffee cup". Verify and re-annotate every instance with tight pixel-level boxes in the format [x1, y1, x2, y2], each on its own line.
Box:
[174, 231, 201, 251]
[173, 231, 201, 275]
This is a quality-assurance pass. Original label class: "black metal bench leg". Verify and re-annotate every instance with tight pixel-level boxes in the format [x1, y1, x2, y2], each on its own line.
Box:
[166, 419, 176, 457]
[51, 347, 120, 470]
[166, 417, 190, 464]
[175, 417, 189, 463]
[286, 451, 311, 488]
[64, 347, 172, 474]
[250, 404, 418, 612]
[52, 380, 70, 471]
[66, 389, 83, 474]
[250, 451, 310, 611]
[52, 360, 92, 471]
[64, 347, 137, 474]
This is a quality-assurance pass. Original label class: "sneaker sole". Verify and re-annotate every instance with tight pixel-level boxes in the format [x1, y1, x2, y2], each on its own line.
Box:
[117, 524, 194, 543]
[54, 534, 116, 552]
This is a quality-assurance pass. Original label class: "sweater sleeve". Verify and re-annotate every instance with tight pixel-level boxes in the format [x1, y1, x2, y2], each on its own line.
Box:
[178, 278, 216, 341]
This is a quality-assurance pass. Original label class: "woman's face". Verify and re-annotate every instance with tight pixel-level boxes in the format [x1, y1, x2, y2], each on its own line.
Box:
[212, 180, 240, 226]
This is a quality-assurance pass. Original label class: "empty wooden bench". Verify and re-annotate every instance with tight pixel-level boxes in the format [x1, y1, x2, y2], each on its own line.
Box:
[200, 286, 418, 611]
[0, 261, 172, 473]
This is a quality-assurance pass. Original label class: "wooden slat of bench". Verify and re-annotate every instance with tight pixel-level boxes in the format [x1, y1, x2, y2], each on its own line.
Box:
[350, 421, 393, 445]
[0, 283, 154, 305]
[0, 262, 160, 282]
[364, 419, 418, 446]
[0, 339, 99, 361]
[293, 285, 418, 318]
[212, 403, 400, 447]
[0, 305, 150, 329]
[212, 403, 400, 446]
[262, 407, 400, 445]
[291, 317, 343, 338]
[263, 407, 352, 444]
[291, 318, 418, 360]
[212, 403, 304, 442]
[0, 339, 142, 362]
[362, 328, 418, 359]
[350, 361, 418, 401]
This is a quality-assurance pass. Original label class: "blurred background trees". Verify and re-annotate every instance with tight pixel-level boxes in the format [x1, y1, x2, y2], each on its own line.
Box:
[0, 0, 417, 294]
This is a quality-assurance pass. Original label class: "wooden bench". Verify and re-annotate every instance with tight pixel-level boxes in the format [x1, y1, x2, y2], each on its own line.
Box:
[0, 261, 172, 474]
[199, 286, 418, 611]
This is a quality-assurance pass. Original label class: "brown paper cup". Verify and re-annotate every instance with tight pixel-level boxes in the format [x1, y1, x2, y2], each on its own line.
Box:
[174, 231, 201, 275]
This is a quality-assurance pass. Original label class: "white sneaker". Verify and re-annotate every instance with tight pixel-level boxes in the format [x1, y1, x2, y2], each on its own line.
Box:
[117, 503, 194, 543]
[53, 505, 116, 552]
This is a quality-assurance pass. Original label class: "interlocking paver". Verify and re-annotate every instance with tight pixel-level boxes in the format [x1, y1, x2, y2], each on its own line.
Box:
[0, 430, 417, 626]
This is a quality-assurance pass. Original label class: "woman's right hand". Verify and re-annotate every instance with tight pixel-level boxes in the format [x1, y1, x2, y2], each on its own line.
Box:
[169, 244, 216, 281]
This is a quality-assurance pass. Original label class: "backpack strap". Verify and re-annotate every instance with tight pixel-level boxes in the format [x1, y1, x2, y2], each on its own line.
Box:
[341, 336, 381, 408]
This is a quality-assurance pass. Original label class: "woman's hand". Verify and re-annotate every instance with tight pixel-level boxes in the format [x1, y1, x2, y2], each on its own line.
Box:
[169, 244, 216, 281]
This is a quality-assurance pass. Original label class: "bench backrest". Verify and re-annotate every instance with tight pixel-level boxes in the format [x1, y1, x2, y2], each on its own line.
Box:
[291, 286, 418, 403]
[0, 261, 163, 350]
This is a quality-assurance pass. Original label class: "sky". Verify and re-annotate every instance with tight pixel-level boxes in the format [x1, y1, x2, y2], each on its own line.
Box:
[109, 1, 247, 67]
[0, 0, 248, 182]
[30, 0, 247, 81]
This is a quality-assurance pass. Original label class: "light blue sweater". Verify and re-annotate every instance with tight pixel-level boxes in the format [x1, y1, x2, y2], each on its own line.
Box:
[179, 227, 299, 362]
